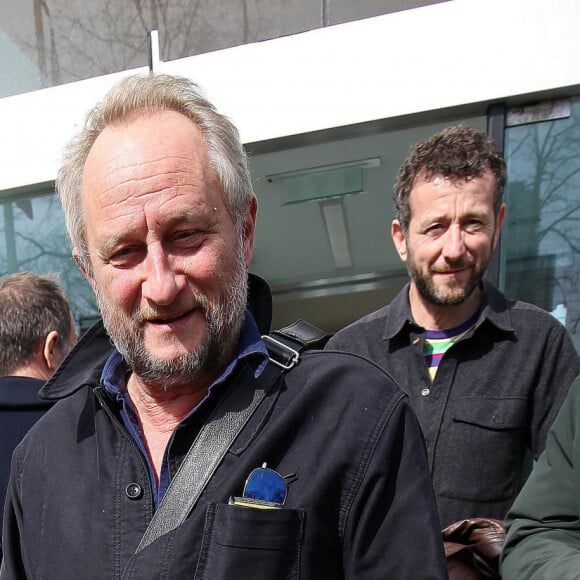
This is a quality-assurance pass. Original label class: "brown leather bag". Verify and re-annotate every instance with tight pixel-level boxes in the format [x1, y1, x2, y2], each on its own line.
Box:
[442, 518, 506, 580]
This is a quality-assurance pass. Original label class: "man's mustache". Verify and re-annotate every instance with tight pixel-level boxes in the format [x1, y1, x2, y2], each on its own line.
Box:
[132, 295, 211, 324]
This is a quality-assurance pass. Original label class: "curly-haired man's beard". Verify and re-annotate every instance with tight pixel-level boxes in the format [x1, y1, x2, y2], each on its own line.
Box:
[407, 249, 489, 307]
[94, 241, 248, 389]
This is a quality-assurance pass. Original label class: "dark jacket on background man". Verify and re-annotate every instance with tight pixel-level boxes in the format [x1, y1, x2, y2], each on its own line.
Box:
[0, 377, 52, 512]
[1, 316, 448, 579]
[327, 280, 580, 527]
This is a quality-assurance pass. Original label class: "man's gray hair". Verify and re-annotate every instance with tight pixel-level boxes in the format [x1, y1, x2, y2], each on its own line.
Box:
[0, 272, 74, 375]
[56, 73, 254, 270]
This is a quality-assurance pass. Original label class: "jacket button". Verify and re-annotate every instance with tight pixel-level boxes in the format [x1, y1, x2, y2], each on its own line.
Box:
[126, 483, 143, 500]
[421, 388, 430, 397]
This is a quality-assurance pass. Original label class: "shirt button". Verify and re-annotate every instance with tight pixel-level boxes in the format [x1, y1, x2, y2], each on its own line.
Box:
[126, 483, 143, 500]
[421, 388, 430, 397]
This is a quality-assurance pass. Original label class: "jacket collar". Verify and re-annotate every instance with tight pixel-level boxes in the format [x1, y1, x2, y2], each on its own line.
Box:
[383, 279, 515, 341]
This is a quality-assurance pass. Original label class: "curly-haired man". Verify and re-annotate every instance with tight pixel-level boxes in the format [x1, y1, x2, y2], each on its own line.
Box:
[327, 126, 580, 528]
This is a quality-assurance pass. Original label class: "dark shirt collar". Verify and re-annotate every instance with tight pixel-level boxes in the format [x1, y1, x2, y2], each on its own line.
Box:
[383, 282, 419, 340]
[101, 309, 268, 403]
[384, 279, 515, 340]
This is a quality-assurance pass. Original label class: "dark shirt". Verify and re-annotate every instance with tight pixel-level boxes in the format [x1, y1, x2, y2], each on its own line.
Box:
[327, 280, 580, 527]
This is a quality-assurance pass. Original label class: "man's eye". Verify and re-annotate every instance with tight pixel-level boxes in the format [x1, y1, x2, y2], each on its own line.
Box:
[425, 224, 443, 235]
[176, 231, 195, 240]
[108, 247, 140, 267]
[173, 231, 204, 247]
[464, 219, 484, 231]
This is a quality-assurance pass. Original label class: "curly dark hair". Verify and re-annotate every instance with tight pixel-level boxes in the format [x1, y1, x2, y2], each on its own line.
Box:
[393, 126, 507, 231]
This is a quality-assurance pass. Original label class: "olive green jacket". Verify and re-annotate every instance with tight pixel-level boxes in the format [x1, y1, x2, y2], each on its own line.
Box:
[502, 373, 580, 579]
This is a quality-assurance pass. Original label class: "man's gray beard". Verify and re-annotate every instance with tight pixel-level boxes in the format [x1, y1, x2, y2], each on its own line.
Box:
[95, 248, 248, 389]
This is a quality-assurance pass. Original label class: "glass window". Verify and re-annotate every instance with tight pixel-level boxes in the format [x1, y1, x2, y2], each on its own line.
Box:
[0, 190, 98, 331]
[0, 0, 449, 98]
[329, 0, 448, 25]
[502, 97, 580, 352]
[250, 114, 487, 331]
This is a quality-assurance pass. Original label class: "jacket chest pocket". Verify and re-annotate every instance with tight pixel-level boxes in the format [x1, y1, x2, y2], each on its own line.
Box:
[195, 503, 305, 579]
[452, 397, 528, 431]
[438, 397, 529, 501]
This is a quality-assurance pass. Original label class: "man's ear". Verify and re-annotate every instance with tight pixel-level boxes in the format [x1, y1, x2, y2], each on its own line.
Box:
[42, 330, 61, 372]
[73, 249, 94, 285]
[493, 203, 507, 248]
[391, 220, 408, 262]
[242, 196, 258, 267]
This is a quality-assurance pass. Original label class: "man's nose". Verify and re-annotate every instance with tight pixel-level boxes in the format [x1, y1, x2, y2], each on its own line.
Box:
[441, 225, 466, 262]
[141, 245, 186, 305]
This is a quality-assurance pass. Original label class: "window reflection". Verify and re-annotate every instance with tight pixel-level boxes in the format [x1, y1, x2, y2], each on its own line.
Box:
[0, 192, 98, 331]
[503, 97, 580, 352]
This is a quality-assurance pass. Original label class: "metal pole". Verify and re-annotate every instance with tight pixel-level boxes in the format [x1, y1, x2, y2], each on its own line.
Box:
[148, 29, 160, 73]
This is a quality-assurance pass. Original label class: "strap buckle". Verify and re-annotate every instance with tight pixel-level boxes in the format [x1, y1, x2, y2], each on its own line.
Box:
[261, 334, 301, 370]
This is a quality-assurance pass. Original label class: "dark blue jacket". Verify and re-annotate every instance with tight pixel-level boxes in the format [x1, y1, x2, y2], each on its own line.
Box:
[0, 377, 52, 514]
[1, 321, 447, 579]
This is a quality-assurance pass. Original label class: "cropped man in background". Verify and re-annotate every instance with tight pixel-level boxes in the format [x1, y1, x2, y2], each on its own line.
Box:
[327, 126, 580, 528]
[0, 271, 77, 515]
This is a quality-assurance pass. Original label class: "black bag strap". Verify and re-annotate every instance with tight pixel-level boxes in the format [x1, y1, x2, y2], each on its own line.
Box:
[134, 319, 327, 554]
[262, 319, 329, 369]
